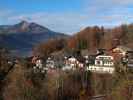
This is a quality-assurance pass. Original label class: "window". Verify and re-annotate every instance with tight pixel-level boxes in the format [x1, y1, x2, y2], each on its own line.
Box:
[97, 60, 101, 65]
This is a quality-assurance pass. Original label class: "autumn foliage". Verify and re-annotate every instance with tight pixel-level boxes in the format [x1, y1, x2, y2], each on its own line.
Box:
[34, 24, 133, 58]
[33, 38, 67, 58]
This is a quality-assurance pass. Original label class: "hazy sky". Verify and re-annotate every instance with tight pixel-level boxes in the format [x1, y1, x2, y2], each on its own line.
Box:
[0, 0, 133, 34]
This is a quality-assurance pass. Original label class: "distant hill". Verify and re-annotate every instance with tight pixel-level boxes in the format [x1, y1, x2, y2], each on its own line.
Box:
[0, 21, 68, 56]
[67, 25, 133, 52]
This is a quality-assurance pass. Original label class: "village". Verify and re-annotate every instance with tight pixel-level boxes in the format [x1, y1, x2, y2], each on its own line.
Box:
[1, 44, 132, 100]
[1, 0, 133, 99]
[31, 45, 133, 75]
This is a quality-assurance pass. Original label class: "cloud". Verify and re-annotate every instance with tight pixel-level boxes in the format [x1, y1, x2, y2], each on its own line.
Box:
[85, 0, 133, 8]
[83, 0, 133, 26]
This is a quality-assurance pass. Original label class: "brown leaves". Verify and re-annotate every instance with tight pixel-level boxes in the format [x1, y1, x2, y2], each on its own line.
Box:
[33, 38, 66, 58]
[67, 26, 105, 52]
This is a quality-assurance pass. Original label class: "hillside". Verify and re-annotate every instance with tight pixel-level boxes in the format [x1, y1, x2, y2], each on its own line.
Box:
[0, 21, 67, 56]
[34, 24, 133, 59]
[67, 24, 133, 52]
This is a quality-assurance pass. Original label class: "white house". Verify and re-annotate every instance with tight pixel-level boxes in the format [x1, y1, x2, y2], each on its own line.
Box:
[32, 56, 43, 69]
[95, 55, 114, 66]
[36, 59, 43, 69]
[32, 57, 46, 73]
[63, 57, 84, 71]
[87, 55, 115, 74]
[46, 57, 55, 69]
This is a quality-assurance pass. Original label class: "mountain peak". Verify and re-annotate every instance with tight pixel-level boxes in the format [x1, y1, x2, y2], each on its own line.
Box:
[1, 21, 57, 34]
[17, 20, 30, 29]
[19, 20, 29, 24]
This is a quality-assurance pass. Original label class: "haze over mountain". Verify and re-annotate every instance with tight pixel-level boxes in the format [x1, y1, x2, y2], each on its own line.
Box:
[0, 21, 67, 56]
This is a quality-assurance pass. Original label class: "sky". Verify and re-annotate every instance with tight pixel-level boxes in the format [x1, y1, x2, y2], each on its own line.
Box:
[0, 0, 133, 34]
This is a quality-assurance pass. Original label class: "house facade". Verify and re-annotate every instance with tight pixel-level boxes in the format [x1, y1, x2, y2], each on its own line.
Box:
[95, 55, 114, 66]
[46, 57, 55, 69]
[87, 55, 115, 74]
[63, 57, 84, 71]
[31, 56, 47, 73]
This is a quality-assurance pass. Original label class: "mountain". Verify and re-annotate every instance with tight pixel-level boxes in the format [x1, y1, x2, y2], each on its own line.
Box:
[0, 21, 67, 57]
